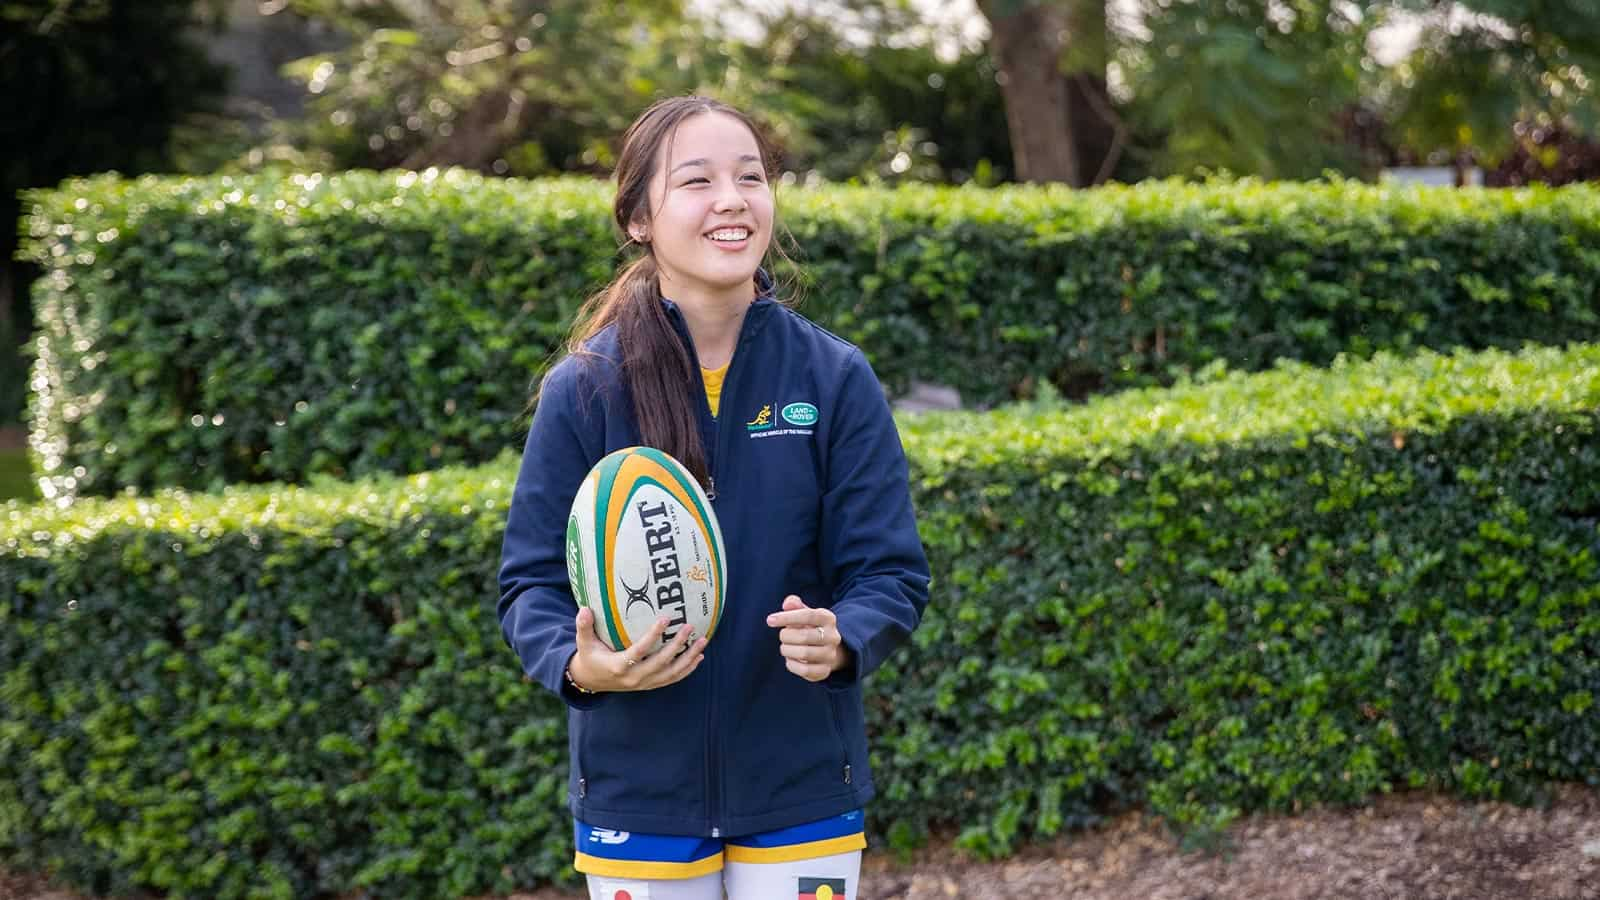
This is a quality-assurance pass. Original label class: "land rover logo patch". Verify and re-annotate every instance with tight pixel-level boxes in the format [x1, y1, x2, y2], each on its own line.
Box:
[782, 402, 818, 426]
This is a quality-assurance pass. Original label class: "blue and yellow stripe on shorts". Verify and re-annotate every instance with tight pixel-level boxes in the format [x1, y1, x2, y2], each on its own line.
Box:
[575, 810, 866, 879]
[574, 822, 724, 880]
[723, 808, 867, 864]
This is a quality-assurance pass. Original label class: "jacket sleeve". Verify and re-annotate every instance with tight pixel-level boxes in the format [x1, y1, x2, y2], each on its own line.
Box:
[820, 349, 932, 687]
[497, 358, 610, 709]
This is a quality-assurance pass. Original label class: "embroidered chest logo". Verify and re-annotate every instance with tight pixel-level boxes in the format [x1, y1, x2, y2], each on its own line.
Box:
[746, 404, 774, 432]
[747, 401, 817, 440]
[782, 402, 818, 426]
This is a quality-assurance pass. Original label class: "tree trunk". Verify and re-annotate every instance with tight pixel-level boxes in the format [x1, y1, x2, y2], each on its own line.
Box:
[1063, 0, 1118, 184]
[978, 0, 1080, 185]
[402, 87, 524, 171]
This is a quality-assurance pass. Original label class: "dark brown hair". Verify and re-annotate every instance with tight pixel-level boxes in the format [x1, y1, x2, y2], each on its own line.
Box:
[553, 96, 788, 486]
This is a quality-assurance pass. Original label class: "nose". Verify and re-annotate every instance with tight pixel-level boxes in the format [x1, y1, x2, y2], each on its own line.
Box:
[713, 176, 747, 214]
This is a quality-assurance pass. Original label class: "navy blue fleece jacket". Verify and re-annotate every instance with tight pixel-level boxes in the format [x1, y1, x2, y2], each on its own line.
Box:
[497, 291, 930, 837]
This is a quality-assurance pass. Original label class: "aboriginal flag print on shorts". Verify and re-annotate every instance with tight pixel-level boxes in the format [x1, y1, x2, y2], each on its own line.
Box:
[798, 876, 846, 900]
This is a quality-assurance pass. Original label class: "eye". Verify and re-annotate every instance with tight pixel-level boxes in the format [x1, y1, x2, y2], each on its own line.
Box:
[682, 176, 709, 186]
[741, 173, 765, 183]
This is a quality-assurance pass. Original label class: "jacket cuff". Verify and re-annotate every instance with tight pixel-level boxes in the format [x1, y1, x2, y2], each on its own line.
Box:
[824, 628, 865, 691]
[557, 649, 610, 710]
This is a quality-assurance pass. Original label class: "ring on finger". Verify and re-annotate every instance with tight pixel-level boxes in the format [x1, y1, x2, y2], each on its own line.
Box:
[815, 625, 826, 641]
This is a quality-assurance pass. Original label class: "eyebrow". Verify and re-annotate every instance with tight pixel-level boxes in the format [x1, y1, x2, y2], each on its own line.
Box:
[670, 155, 762, 174]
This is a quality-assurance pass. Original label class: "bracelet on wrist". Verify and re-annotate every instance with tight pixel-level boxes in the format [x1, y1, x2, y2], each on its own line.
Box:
[565, 662, 596, 694]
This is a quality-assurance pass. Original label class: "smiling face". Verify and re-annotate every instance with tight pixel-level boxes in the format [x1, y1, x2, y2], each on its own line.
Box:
[637, 111, 775, 310]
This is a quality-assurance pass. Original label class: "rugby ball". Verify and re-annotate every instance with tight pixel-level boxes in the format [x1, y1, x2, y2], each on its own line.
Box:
[565, 446, 726, 653]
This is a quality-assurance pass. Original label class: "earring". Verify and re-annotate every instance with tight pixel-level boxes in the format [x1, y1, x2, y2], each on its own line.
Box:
[630, 229, 648, 243]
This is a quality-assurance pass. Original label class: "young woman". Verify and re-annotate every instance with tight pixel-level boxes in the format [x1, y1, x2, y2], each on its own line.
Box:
[497, 95, 930, 900]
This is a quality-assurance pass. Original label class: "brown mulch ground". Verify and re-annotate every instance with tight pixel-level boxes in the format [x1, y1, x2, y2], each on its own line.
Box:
[4, 786, 1598, 899]
[847, 785, 1600, 900]
[0, 427, 23, 450]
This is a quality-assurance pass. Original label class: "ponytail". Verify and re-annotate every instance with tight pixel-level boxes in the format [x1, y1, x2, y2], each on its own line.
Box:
[613, 259, 708, 484]
[543, 255, 709, 486]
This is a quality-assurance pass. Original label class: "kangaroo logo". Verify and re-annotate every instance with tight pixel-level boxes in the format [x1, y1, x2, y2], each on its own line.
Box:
[746, 404, 774, 432]
[618, 570, 655, 617]
[685, 563, 708, 585]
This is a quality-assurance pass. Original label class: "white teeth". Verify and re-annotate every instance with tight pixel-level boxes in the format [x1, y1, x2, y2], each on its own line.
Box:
[708, 228, 750, 242]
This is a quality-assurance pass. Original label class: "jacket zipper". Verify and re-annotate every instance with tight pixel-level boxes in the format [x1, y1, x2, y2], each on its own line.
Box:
[704, 390, 721, 836]
[826, 691, 853, 787]
[665, 298, 760, 836]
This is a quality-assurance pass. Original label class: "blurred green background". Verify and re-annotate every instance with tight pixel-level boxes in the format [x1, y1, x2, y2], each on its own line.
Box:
[4, 4, 1599, 894]
[5, 0, 1600, 502]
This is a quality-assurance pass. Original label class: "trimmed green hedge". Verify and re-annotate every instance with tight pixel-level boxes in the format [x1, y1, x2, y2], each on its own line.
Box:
[886, 342, 1600, 851]
[3, 341, 1596, 897]
[20, 172, 1600, 498]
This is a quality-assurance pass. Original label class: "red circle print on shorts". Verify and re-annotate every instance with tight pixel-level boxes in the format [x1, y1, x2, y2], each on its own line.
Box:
[615, 891, 632, 900]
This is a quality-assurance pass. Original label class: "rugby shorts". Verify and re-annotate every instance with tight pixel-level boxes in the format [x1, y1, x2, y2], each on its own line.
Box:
[574, 809, 866, 879]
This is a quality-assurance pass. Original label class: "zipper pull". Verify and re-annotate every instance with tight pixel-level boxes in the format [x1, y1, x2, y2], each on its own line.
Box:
[706, 476, 717, 501]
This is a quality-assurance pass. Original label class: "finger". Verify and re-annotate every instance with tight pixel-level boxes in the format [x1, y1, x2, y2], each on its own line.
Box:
[616, 617, 671, 679]
[785, 658, 826, 682]
[574, 607, 597, 651]
[638, 624, 697, 677]
[780, 625, 832, 646]
[766, 608, 831, 629]
[644, 633, 703, 689]
[658, 638, 708, 687]
[668, 621, 699, 657]
[765, 595, 809, 628]
[635, 616, 672, 657]
[779, 643, 822, 664]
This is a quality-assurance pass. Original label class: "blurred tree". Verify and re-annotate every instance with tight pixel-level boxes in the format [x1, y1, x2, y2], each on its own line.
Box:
[1127, 0, 1376, 180]
[263, 0, 1010, 185]
[1384, 0, 1600, 173]
[0, 0, 228, 424]
[673, 3, 1013, 184]
[1484, 122, 1600, 186]
[975, 0, 1374, 183]
[973, 1, 1600, 184]
[274, 0, 687, 175]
